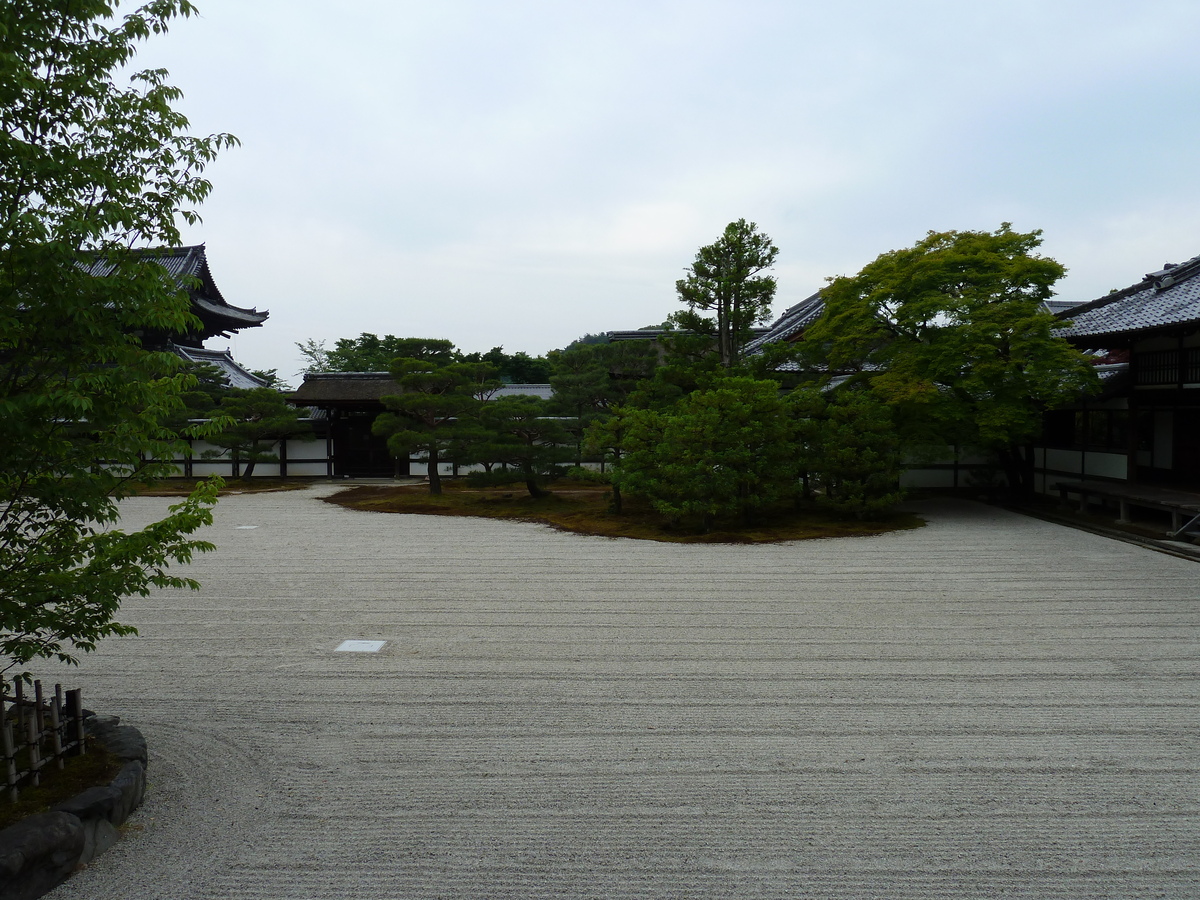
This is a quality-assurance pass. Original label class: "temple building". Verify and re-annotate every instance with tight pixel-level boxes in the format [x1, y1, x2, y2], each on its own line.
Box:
[289, 375, 553, 478]
[1036, 253, 1200, 490]
[81, 243, 269, 387]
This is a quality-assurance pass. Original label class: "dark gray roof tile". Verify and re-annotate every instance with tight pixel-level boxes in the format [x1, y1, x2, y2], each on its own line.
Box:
[80, 244, 267, 329]
[745, 291, 825, 355]
[1057, 252, 1200, 341]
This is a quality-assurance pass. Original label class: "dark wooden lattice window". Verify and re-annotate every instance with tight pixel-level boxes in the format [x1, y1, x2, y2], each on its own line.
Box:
[1184, 348, 1200, 384]
[1135, 350, 1179, 385]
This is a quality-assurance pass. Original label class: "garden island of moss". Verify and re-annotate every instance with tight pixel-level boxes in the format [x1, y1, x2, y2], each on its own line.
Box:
[324, 478, 925, 544]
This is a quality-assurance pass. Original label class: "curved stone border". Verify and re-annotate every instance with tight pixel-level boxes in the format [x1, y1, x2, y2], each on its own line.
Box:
[0, 715, 147, 900]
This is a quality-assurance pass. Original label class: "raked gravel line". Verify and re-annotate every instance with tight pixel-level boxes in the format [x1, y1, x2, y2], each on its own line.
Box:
[37, 486, 1200, 900]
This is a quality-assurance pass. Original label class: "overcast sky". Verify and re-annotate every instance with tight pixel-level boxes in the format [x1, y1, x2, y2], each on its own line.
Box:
[139, 0, 1200, 382]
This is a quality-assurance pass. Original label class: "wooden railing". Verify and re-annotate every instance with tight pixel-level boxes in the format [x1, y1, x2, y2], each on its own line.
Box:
[1, 681, 86, 803]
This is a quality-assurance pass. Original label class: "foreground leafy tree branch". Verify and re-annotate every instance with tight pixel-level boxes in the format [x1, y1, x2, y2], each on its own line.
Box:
[0, 1, 236, 686]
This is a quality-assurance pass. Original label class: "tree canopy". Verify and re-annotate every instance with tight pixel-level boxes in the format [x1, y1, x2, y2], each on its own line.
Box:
[299, 335, 457, 373]
[803, 224, 1099, 493]
[548, 341, 659, 423]
[612, 376, 801, 531]
[468, 396, 574, 498]
[373, 355, 502, 494]
[671, 219, 779, 369]
[0, 0, 234, 685]
[299, 333, 551, 383]
[205, 388, 311, 479]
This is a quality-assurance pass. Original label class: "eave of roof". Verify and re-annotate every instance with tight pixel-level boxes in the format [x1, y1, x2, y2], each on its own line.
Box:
[289, 373, 400, 403]
[81, 244, 267, 330]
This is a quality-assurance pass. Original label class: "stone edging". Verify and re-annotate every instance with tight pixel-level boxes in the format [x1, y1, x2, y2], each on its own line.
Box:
[0, 716, 147, 900]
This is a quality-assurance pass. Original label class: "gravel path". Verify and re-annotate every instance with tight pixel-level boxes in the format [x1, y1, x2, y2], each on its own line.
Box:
[41, 487, 1200, 899]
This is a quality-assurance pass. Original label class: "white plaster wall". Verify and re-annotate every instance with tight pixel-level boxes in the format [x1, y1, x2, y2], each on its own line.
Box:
[285, 437, 325, 458]
[1044, 448, 1084, 476]
[190, 440, 226, 459]
[284, 462, 330, 476]
[1083, 452, 1128, 480]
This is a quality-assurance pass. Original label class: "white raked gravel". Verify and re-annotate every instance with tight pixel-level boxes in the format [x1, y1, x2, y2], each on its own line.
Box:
[40, 486, 1200, 899]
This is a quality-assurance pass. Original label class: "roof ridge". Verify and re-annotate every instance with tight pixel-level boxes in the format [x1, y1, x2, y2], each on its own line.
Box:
[1145, 252, 1200, 290]
[1057, 250, 1200, 323]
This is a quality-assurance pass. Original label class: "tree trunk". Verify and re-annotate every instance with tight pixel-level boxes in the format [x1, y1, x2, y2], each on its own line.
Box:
[610, 483, 623, 514]
[522, 462, 546, 498]
[427, 448, 442, 495]
[717, 309, 732, 369]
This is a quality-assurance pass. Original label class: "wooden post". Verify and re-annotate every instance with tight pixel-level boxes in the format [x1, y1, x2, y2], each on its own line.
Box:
[67, 689, 86, 756]
[50, 685, 64, 770]
[14, 680, 24, 738]
[2, 714, 17, 803]
[33, 680, 44, 735]
[25, 713, 40, 788]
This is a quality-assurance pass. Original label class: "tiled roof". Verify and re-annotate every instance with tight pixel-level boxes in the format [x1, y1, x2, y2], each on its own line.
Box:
[744, 291, 825, 355]
[493, 383, 554, 400]
[1044, 299, 1085, 315]
[80, 244, 267, 330]
[746, 293, 1087, 355]
[1056, 253, 1200, 342]
[1094, 362, 1129, 383]
[290, 373, 399, 403]
[608, 327, 771, 343]
[291, 374, 556, 404]
[172, 345, 267, 390]
[607, 329, 668, 342]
